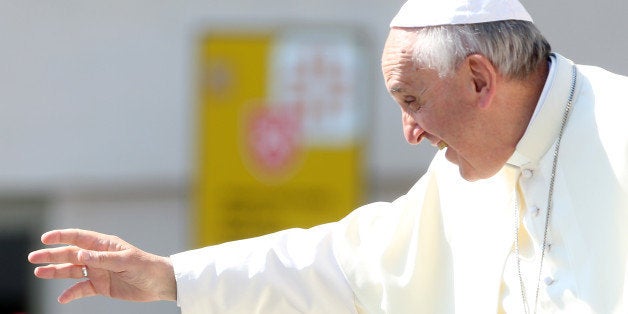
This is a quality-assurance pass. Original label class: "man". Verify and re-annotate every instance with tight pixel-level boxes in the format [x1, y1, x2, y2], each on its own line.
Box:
[28, 0, 628, 312]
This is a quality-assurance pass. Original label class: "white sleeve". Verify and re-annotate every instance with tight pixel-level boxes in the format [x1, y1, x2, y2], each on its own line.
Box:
[170, 222, 359, 314]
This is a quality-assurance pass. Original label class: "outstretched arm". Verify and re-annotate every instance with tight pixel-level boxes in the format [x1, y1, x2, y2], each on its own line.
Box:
[28, 229, 176, 304]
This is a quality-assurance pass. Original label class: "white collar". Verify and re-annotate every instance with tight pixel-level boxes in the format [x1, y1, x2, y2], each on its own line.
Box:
[507, 53, 578, 168]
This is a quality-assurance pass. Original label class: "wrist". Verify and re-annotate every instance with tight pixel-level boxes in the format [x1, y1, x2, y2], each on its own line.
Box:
[155, 256, 177, 301]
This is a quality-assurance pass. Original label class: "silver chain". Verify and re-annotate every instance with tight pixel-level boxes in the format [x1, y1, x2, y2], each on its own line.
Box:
[514, 64, 577, 314]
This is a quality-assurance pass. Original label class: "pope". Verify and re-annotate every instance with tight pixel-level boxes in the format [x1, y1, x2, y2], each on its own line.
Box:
[28, 0, 628, 313]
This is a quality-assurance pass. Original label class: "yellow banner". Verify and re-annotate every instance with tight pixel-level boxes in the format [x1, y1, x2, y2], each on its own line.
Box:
[196, 30, 364, 246]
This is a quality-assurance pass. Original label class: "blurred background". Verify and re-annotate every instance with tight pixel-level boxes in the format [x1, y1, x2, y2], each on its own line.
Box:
[1, 0, 626, 313]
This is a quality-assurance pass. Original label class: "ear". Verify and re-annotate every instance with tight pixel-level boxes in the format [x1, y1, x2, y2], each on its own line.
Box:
[465, 54, 497, 109]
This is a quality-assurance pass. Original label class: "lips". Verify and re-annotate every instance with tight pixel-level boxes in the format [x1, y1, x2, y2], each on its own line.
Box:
[421, 133, 448, 150]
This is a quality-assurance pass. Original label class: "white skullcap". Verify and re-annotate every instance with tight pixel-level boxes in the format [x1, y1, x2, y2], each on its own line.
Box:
[390, 0, 533, 28]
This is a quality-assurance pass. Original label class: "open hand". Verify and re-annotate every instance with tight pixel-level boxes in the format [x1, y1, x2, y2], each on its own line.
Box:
[28, 229, 177, 304]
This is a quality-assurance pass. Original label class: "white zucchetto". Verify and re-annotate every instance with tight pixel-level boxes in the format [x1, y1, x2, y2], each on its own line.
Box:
[390, 0, 533, 28]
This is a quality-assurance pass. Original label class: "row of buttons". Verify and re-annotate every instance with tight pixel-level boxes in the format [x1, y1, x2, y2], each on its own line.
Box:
[519, 166, 557, 289]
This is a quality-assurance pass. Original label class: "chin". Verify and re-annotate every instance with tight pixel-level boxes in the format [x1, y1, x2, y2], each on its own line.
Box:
[459, 170, 483, 182]
[459, 164, 502, 182]
[445, 148, 501, 181]
[443, 148, 458, 165]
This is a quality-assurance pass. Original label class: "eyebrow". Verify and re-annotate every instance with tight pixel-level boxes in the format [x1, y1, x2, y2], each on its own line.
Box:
[389, 86, 404, 94]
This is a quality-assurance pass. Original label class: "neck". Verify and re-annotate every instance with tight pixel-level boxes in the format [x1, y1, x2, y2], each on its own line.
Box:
[520, 60, 551, 127]
[499, 60, 550, 155]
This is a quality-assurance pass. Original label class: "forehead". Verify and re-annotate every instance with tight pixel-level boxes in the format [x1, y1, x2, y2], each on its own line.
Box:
[382, 29, 416, 71]
[381, 29, 423, 93]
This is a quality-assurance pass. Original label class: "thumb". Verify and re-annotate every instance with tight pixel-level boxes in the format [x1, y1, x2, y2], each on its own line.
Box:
[78, 249, 126, 272]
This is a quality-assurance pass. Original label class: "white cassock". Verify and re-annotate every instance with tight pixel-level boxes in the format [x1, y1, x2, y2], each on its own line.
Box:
[171, 53, 628, 313]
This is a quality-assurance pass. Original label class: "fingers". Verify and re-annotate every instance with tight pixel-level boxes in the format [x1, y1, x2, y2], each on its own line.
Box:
[29, 245, 89, 281]
[41, 229, 126, 251]
[30, 245, 133, 276]
[33, 263, 87, 280]
[28, 246, 81, 265]
[57, 280, 99, 304]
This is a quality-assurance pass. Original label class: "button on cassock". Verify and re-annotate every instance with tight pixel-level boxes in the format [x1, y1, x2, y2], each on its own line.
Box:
[544, 276, 556, 286]
[532, 206, 541, 217]
[521, 168, 534, 179]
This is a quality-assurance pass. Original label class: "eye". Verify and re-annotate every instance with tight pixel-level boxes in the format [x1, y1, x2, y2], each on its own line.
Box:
[404, 96, 422, 111]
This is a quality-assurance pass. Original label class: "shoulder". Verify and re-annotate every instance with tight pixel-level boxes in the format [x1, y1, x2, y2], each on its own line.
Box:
[570, 64, 628, 190]
[577, 64, 628, 90]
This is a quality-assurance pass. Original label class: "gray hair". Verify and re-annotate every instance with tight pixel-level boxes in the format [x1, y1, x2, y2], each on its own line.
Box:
[410, 20, 551, 79]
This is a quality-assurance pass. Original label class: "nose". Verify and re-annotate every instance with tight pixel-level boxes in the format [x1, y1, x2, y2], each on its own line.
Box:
[402, 111, 424, 145]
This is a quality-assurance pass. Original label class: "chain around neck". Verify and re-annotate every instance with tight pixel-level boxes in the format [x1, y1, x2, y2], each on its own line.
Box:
[514, 64, 577, 314]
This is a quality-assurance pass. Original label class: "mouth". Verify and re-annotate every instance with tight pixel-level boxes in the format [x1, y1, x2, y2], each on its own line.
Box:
[419, 133, 448, 150]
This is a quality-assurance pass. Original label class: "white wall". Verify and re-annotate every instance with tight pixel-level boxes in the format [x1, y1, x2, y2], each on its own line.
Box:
[0, 0, 419, 192]
[0, 1, 192, 187]
[0, 0, 626, 313]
